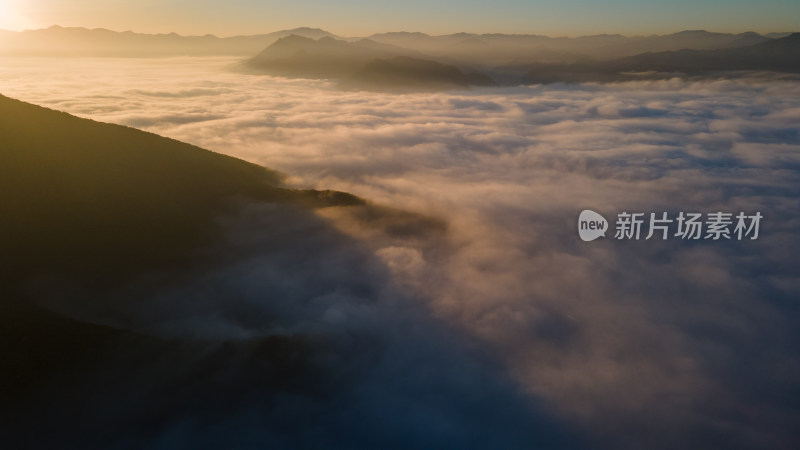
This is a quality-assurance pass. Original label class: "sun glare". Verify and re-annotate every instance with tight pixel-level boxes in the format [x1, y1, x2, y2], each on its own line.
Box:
[0, 0, 28, 31]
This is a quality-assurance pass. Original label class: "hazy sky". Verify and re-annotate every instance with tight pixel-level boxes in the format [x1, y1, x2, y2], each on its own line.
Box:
[1, 0, 798, 36]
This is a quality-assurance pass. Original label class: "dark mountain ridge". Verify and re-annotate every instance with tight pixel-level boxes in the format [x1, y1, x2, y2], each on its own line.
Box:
[243, 34, 422, 78]
[610, 32, 800, 72]
[522, 33, 800, 84]
[244, 35, 496, 90]
[341, 56, 496, 91]
[0, 94, 498, 450]
[367, 29, 776, 63]
[0, 93, 362, 287]
[0, 93, 363, 445]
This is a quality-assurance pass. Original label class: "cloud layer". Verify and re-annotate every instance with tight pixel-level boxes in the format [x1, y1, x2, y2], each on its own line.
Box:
[2, 57, 799, 447]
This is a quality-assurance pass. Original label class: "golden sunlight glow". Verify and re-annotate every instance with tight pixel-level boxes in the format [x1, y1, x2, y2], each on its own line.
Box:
[0, 0, 29, 31]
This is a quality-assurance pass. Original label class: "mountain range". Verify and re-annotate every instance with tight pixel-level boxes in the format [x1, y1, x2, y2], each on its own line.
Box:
[243, 35, 495, 90]
[0, 25, 336, 56]
[521, 32, 800, 84]
[1, 25, 794, 61]
[365, 29, 777, 63]
[1, 26, 798, 88]
[245, 31, 800, 89]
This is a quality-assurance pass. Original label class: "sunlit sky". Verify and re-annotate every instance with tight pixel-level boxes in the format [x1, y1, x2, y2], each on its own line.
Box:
[1, 0, 798, 36]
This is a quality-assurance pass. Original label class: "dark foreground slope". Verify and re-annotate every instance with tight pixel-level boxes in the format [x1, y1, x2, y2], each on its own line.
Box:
[0, 94, 364, 285]
[0, 93, 363, 439]
[0, 95, 573, 449]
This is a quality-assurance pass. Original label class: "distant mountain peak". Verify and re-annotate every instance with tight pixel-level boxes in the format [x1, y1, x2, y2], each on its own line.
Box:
[287, 27, 326, 32]
[753, 32, 800, 48]
[371, 31, 430, 37]
[674, 30, 711, 35]
[273, 34, 316, 45]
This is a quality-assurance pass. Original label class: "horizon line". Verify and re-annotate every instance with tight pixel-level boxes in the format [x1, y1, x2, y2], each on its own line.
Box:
[2, 24, 797, 40]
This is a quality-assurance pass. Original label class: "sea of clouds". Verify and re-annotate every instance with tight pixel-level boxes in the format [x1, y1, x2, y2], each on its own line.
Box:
[2, 57, 799, 448]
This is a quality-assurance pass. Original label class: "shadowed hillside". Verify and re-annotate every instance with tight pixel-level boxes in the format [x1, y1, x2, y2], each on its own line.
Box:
[0, 93, 366, 442]
[0, 94, 361, 286]
[341, 56, 495, 91]
[0, 94, 573, 449]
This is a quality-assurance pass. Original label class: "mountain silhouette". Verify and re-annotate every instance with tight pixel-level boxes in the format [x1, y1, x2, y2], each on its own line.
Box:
[0, 92, 363, 413]
[244, 34, 421, 78]
[2, 26, 781, 63]
[366, 29, 774, 65]
[0, 94, 462, 449]
[0, 26, 340, 56]
[341, 56, 496, 91]
[244, 36, 496, 89]
[0, 93, 365, 286]
[522, 33, 800, 84]
[607, 32, 800, 72]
